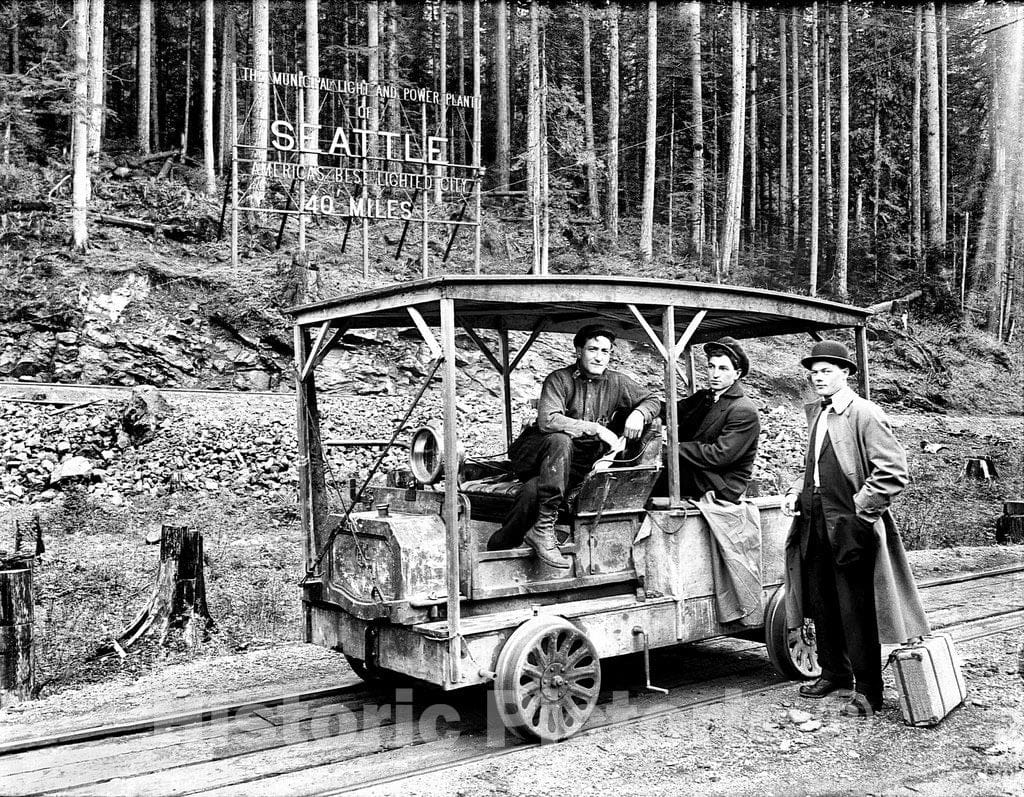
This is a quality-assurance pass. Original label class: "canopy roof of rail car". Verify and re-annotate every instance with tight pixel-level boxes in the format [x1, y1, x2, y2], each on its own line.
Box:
[287, 275, 871, 342]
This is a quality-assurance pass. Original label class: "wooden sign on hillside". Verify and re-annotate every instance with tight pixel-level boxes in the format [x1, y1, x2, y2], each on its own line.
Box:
[230, 65, 483, 280]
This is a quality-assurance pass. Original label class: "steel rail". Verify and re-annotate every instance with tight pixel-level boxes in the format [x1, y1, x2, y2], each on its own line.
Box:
[1, 563, 1020, 760]
[319, 608, 1024, 797]
[5, 610, 1022, 797]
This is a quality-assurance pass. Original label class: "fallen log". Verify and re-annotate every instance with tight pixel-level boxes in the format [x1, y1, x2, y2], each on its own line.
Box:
[0, 200, 56, 214]
[94, 524, 214, 658]
[94, 213, 184, 237]
[867, 290, 924, 314]
[128, 149, 181, 167]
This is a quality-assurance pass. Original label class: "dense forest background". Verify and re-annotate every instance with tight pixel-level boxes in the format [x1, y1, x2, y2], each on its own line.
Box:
[0, 1, 1021, 339]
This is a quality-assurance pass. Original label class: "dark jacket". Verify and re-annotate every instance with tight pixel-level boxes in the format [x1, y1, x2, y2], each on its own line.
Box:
[536, 364, 660, 438]
[675, 382, 760, 502]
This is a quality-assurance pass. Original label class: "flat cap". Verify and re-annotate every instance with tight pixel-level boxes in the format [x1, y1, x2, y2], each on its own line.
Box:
[704, 336, 750, 377]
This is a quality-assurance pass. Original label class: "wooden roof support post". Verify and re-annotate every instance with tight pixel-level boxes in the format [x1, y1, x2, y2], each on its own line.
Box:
[439, 297, 462, 685]
[663, 305, 681, 506]
[295, 324, 316, 572]
[407, 307, 443, 360]
[855, 325, 871, 399]
[499, 326, 513, 449]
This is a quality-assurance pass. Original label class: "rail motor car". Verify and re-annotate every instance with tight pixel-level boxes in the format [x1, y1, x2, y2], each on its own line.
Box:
[290, 276, 874, 741]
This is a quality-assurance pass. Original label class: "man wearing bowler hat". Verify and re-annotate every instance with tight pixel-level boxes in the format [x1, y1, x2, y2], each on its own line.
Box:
[671, 336, 760, 502]
[486, 324, 660, 568]
[782, 340, 929, 718]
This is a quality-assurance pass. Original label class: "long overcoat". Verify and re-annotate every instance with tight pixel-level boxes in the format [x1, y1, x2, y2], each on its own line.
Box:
[784, 395, 930, 644]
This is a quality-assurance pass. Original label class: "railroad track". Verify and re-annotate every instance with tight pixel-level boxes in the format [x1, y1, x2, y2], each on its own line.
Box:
[2, 565, 1022, 796]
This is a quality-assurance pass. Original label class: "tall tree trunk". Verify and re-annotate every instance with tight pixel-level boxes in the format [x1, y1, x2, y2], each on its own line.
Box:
[710, 31, 719, 262]
[639, 0, 658, 262]
[911, 4, 923, 269]
[923, 2, 943, 252]
[746, 13, 757, 245]
[181, 7, 192, 155]
[809, 1, 820, 296]
[985, 4, 1024, 335]
[72, 0, 90, 252]
[528, 0, 542, 271]
[720, 0, 746, 278]
[687, 1, 703, 256]
[539, 24, 550, 274]
[582, 4, 599, 220]
[494, 0, 510, 190]
[435, 0, 446, 201]
[456, 0, 465, 164]
[778, 15, 788, 239]
[2, 1, 19, 164]
[218, 4, 236, 175]
[790, 7, 800, 252]
[606, 0, 620, 240]
[201, 0, 215, 194]
[87, 0, 104, 160]
[835, 1, 849, 298]
[137, 0, 152, 153]
[250, 0, 269, 209]
[305, 0, 319, 168]
[938, 0, 948, 241]
[822, 7, 833, 248]
[367, 0, 379, 163]
[8, 0, 18, 74]
[150, 3, 159, 152]
[871, 38, 881, 257]
[387, 1, 400, 139]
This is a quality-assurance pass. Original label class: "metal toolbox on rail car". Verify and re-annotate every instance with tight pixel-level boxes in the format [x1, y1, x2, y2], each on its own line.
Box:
[890, 633, 967, 727]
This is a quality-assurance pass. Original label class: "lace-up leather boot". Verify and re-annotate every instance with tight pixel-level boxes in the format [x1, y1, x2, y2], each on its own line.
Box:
[523, 511, 570, 569]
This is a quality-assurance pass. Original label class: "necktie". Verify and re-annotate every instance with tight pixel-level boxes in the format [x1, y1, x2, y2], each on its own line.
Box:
[812, 400, 831, 486]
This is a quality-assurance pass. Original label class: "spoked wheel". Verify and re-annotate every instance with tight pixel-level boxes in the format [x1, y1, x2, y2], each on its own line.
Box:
[494, 616, 602, 742]
[764, 585, 821, 680]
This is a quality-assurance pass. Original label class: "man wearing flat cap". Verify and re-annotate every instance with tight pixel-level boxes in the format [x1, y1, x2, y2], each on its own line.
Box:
[782, 340, 929, 718]
[487, 324, 660, 568]
[670, 336, 761, 502]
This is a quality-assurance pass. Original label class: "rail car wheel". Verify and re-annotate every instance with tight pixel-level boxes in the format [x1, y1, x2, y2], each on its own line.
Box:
[764, 585, 821, 680]
[493, 616, 601, 743]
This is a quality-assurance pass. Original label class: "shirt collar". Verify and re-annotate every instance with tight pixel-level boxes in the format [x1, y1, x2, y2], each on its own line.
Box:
[711, 381, 744, 402]
[572, 365, 608, 382]
[825, 386, 856, 413]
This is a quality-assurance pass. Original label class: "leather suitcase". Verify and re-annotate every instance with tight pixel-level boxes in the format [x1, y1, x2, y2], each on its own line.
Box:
[890, 633, 967, 727]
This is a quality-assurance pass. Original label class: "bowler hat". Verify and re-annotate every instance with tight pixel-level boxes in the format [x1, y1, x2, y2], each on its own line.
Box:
[801, 340, 858, 374]
[573, 324, 617, 348]
[704, 336, 750, 377]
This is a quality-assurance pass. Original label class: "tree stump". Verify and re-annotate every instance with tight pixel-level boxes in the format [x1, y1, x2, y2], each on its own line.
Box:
[95, 525, 214, 658]
[996, 499, 1024, 545]
[0, 568, 34, 706]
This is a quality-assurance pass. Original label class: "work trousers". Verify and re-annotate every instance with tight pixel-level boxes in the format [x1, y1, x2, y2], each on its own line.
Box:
[803, 493, 883, 703]
[486, 431, 601, 550]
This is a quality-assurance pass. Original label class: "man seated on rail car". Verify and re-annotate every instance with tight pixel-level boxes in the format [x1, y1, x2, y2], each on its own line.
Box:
[485, 324, 661, 568]
[668, 337, 760, 502]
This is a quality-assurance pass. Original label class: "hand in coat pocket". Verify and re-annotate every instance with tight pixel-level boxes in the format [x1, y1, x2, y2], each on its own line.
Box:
[832, 513, 877, 568]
